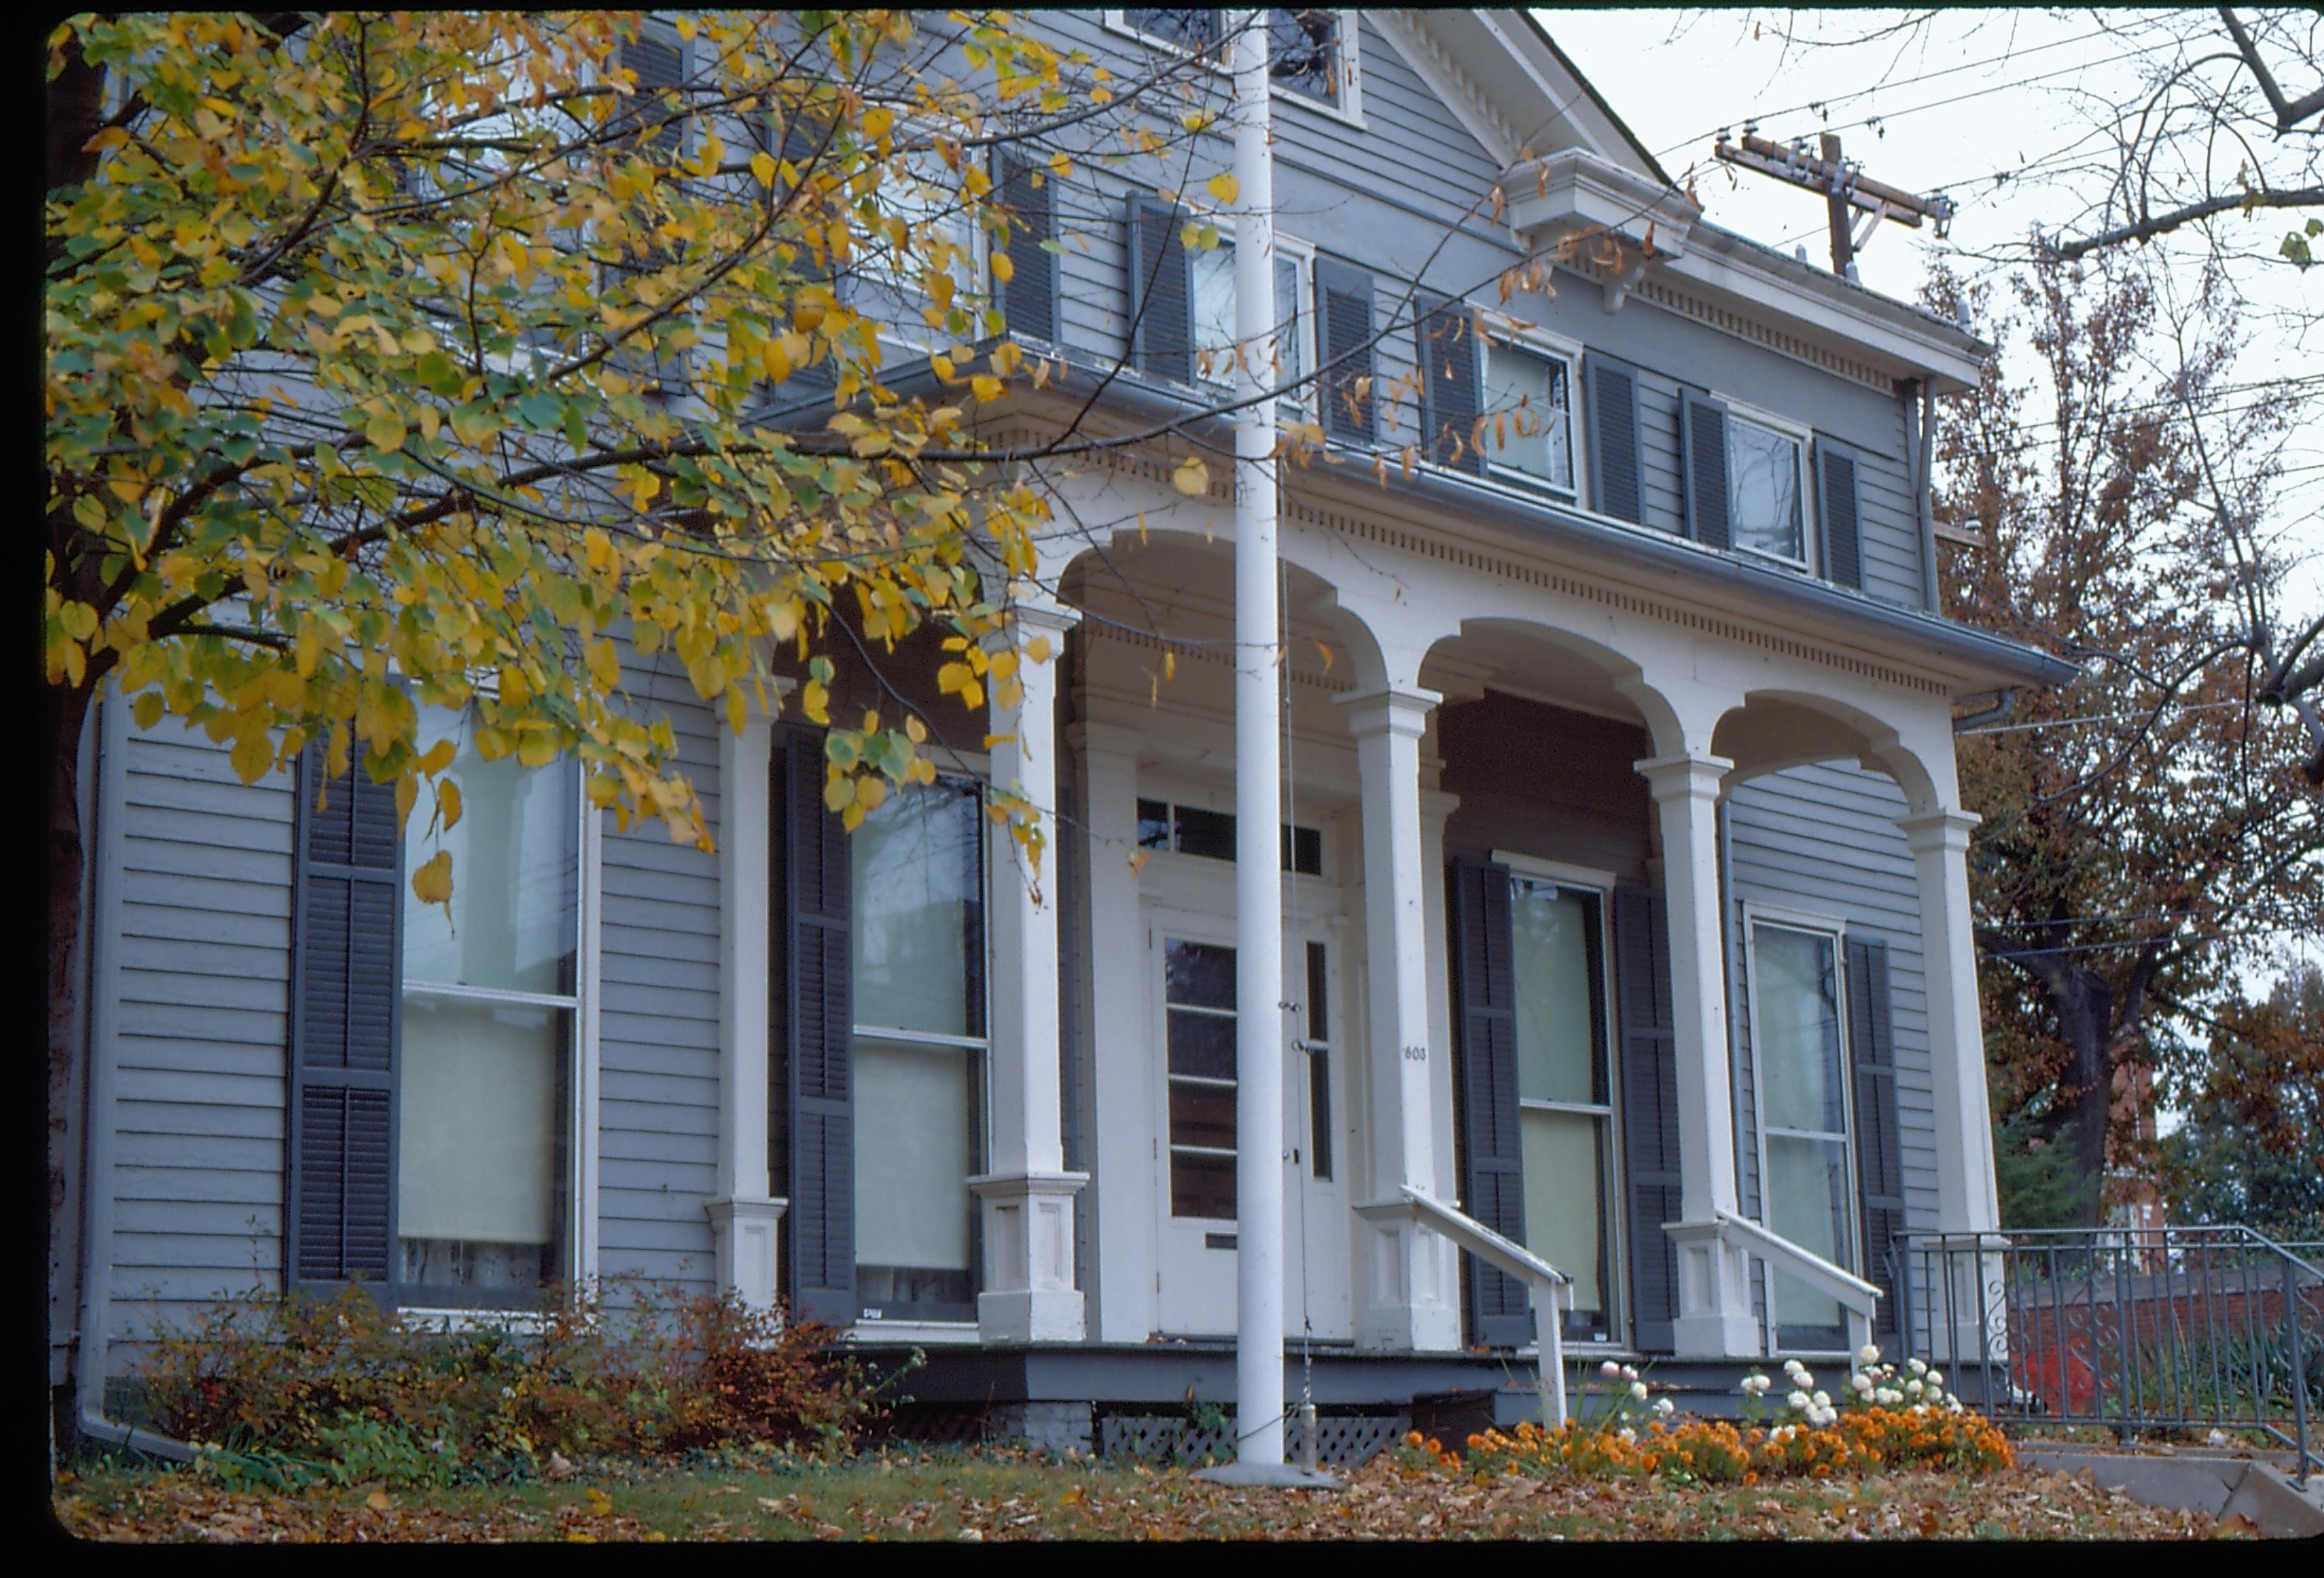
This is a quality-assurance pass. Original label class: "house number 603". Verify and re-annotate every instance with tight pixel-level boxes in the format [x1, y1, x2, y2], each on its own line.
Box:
[1402, 1044, 1428, 1061]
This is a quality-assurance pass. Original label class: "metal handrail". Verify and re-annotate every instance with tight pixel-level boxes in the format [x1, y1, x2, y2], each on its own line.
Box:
[1355, 1186, 1572, 1428]
[1713, 1206, 1882, 1355]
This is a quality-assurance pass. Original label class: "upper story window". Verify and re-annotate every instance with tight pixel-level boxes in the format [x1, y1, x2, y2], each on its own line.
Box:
[1116, 10, 1354, 113]
[1187, 230, 1315, 400]
[1679, 388, 1821, 575]
[1728, 415, 1809, 567]
[1482, 339, 1579, 498]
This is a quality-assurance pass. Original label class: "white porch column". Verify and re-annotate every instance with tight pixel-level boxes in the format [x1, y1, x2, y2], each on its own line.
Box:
[1636, 751, 1756, 1357]
[710, 710, 785, 1308]
[1898, 809, 2000, 1234]
[1339, 685, 1462, 1353]
[970, 594, 1088, 1343]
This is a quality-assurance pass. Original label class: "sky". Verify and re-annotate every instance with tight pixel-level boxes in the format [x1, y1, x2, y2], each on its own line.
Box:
[1542, 8, 2324, 1002]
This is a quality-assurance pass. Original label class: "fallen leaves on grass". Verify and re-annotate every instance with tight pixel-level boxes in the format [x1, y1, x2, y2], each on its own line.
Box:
[53, 1451, 2253, 1543]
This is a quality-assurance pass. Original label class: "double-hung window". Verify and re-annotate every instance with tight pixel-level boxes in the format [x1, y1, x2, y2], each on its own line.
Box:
[1188, 228, 1316, 413]
[1727, 415, 1810, 567]
[1482, 337, 1581, 498]
[1749, 919, 1858, 1350]
[288, 701, 583, 1311]
[396, 705, 582, 1307]
[850, 775, 987, 1322]
[1679, 390, 1819, 571]
[852, 136, 985, 356]
[1508, 875, 1621, 1343]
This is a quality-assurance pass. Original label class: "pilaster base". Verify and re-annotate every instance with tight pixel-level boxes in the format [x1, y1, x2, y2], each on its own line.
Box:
[705, 1196, 787, 1311]
[1664, 1219, 1761, 1358]
[1353, 1215, 1462, 1353]
[968, 1171, 1088, 1343]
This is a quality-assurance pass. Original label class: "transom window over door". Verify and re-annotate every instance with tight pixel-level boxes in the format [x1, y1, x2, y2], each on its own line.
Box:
[851, 777, 986, 1321]
[398, 704, 580, 1305]
[1752, 921, 1858, 1350]
[1509, 878, 1619, 1343]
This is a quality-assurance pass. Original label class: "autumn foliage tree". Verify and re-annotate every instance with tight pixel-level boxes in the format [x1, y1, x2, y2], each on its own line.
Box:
[1928, 255, 2324, 1226]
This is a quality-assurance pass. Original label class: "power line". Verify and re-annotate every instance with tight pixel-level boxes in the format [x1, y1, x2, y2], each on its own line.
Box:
[1648, 22, 2126, 160]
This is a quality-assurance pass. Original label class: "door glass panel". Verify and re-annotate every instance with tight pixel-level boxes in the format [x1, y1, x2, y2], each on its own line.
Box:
[1166, 939, 1238, 1219]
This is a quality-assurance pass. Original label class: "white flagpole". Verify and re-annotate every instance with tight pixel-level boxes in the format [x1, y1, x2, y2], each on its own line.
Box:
[1228, 8, 1285, 1474]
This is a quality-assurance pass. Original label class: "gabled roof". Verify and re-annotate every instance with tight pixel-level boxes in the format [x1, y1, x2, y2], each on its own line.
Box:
[1368, 10, 1669, 185]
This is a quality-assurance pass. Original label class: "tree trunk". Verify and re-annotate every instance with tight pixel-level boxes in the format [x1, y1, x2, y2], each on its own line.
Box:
[46, 680, 94, 1447]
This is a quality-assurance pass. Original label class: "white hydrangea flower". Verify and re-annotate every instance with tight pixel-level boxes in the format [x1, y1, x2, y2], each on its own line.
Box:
[1858, 1343, 1881, 1363]
[1621, 1364, 1641, 1382]
[1926, 1370, 1944, 1387]
[1908, 1358, 1928, 1377]
[1812, 1391, 1831, 1408]
[1653, 1397, 1676, 1418]
[1905, 1379, 1925, 1397]
[1618, 1427, 1637, 1443]
[1631, 1381, 1650, 1401]
[1601, 1359, 1622, 1378]
[1851, 1373, 1874, 1394]
[1947, 1398, 1965, 1414]
[1787, 1389, 1811, 1410]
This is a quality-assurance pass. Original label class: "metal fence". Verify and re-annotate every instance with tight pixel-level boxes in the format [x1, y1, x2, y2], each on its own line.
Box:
[1891, 1225, 2322, 1485]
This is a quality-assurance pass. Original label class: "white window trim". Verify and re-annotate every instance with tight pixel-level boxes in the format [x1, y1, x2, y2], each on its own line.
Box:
[1740, 904, 1860, 1359]
[1103, 8, 1366, 129]
[1489, 852, 1628, 1347]
[1710, 394, 1819, 575]
[1479, 325, 1587, 505]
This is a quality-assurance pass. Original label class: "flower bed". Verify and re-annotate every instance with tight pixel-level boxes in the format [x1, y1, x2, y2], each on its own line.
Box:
[1399, 1345, 2013, 1485]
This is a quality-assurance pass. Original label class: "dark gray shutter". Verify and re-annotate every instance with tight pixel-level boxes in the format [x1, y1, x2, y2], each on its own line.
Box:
[1418, 293, 1486, 475]
[1614, 884, 1681, 1352]
[1818, 440, 1865, 590]
[1315, 257, 1377, 444]
[1449, 858, 1530, 1348]
[771, 725, 855, 1326]
[1681, 391, 1732, 550]
[1584, 352, 1643, 523]
[997, 153, 1061, 348]
[1846, 935, 1907, 1346]
[287, 744, 403, 1294]
[620, 30, 687, 158]
[1127, 197, 1192, 384]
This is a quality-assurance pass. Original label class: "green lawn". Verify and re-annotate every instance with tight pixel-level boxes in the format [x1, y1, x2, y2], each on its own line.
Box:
[52, 1446, 2253, 1541]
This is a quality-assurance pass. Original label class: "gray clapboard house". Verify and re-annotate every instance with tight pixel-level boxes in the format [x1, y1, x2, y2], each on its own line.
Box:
[59, 10, 2072, 1450]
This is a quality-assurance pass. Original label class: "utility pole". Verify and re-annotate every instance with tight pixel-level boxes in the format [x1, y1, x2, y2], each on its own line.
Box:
[1713, 128, 1956, 280]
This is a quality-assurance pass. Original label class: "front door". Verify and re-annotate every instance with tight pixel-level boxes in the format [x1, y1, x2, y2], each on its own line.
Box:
[1147, 903, 1351, 1340]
